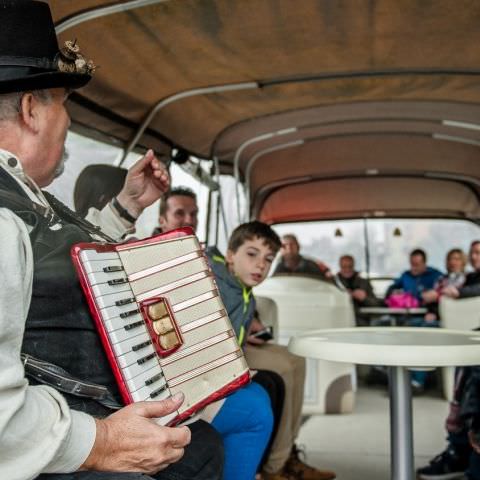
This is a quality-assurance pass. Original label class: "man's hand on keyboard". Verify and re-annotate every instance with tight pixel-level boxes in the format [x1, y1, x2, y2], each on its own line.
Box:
[81, 391, 191, 474]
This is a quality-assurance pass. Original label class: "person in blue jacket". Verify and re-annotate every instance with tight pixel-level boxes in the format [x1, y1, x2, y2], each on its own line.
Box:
[387, 248, 443, 392]
[387, 248, 443, 302]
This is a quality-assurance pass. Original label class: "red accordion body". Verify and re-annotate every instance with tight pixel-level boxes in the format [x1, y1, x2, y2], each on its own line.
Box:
[71, 227, 250, 425]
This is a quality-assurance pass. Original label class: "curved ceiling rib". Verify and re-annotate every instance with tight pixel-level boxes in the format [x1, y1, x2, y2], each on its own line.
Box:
[55, 0, 169, 33]
[118, 82, 259, 165]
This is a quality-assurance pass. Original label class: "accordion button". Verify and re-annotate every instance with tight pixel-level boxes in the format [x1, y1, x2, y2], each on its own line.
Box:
[159, 331, 180, 350]
[148, 301, 168, 320]
[152, 316, 174, 335]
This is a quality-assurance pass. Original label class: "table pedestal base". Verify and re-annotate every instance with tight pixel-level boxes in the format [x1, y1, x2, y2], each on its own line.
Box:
[389, 366, 414, 480]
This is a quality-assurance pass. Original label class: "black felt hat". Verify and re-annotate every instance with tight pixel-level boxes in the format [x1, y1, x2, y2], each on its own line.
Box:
[0, 0, 94, 94]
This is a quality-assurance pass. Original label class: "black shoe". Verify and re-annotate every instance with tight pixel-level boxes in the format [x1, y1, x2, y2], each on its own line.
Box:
[416, 448, 468, 479]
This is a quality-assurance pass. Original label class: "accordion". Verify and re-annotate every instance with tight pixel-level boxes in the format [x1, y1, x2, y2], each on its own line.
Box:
[71, 227, 250, 425]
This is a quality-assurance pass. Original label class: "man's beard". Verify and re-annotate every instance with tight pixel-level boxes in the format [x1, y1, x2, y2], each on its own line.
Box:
[54, 146, 69, 178]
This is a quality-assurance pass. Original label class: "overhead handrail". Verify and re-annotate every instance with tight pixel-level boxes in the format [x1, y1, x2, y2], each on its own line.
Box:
[117, 82, 259, 166]
[55, 0, 169, 34]
[232, 128, 297, 222]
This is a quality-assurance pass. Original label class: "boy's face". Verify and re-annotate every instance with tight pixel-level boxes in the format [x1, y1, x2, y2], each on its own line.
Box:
[226, 236, 276, 288]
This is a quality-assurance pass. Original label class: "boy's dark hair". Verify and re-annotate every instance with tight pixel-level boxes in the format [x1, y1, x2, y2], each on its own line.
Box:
[410, 248, 427, 262]
[228, 221, 281, 254]
[159, 186, 197, 216]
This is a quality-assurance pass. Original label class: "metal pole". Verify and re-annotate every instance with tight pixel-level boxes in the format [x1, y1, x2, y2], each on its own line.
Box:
[205, 188, 212, 246]
[388, 366, 414, 480]
[213, 156, 229, 245]
[363, 217, 370, 277]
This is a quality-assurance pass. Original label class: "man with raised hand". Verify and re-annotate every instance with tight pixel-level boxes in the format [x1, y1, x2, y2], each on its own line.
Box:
[0, 2, 223, 479]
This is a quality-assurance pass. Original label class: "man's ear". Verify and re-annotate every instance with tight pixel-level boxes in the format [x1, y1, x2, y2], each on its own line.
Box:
[19, 93, 41, 133]
[158, 214, 166, 228]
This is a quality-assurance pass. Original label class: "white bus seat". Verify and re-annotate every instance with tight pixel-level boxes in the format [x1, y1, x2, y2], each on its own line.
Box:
[439, 296, 480, 400]
[254, 274, 356, 414]
[255, 295, 279, 341]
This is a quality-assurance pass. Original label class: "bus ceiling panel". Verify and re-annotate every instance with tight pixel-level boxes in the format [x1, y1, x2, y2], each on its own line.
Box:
[255, 178, 480, 224]
[238, 120, 480, 179]
[45, 1, 480, 158]
[70, 74, 480, 160]
[246, 135, 480, 197]
[213, 101, 480, 163]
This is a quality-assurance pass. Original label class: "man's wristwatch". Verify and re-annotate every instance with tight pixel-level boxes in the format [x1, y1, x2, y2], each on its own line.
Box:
[112, 197, 137, 223]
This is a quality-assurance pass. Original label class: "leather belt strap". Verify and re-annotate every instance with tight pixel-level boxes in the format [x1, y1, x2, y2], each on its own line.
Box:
[21, 353, 122, 410]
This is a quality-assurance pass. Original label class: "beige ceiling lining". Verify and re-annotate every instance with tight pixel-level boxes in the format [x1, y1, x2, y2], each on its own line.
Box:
[240, 120, 480, 187]
[257, 178, 480, 224]
[248, 134, 480, 195]
[134, 75, 480, 158]
[214, 100, 480, 161]
[254, 172, 480, 215]
[45, 1, 480, 221]
[52, 0, 480, 158]
[48, 1, 480, 160]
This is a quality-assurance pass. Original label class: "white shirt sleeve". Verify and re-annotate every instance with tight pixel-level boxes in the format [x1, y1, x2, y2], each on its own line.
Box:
[85, 202, 135, 241]
[0, 208, 96, 479]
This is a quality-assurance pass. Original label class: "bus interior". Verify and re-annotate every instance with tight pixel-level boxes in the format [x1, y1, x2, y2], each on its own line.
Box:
[45, 2, 480, 478]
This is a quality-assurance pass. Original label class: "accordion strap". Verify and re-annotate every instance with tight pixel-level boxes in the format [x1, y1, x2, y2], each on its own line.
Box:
[21, 353, 122, 410]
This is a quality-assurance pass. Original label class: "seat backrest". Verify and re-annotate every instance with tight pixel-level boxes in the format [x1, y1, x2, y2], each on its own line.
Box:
[254, 274, 355, 331]
[255, 295, 279, 340]
[439, 296, 480, 330]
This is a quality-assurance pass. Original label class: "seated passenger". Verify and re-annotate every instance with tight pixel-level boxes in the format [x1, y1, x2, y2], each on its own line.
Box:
[334, 254, 381, 325]
[441, 242, 480, 300]
[208, 222, 336, 480]
[273, 234, 329, 280]
[417, 241, 480, 480]
[386, 248, 443, 304]
[386, 249, 443, 392]
[152, 186, 198, 235]
[421, 248, 467, 322]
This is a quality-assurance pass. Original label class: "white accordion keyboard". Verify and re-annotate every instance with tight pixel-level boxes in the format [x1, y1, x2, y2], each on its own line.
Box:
[72, 229, 250, 425]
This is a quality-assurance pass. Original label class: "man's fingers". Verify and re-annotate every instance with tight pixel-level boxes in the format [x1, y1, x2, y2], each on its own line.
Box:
[170, 426, 191, 448]
[134, 392, 184, 419]
[129, 149, 155, 174]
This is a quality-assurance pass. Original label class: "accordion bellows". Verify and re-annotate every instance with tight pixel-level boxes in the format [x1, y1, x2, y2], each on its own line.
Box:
[71, 227, 250, 425]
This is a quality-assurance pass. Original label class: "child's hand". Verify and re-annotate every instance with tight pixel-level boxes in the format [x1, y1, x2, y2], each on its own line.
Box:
[247, 317, 266, 345]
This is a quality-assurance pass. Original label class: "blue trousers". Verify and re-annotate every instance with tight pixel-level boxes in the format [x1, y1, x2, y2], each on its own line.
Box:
[212, 382, 273, 480]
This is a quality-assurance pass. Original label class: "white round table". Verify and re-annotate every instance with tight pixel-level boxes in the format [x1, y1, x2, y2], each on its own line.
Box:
[288, 327, 480, 480]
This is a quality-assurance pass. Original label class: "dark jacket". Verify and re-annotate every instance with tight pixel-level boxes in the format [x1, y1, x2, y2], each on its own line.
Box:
[0, 167, 121, 416]
[335, 272, 381, 308]
[273, 255, 326, 279]
[459, 271, 480, 298]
